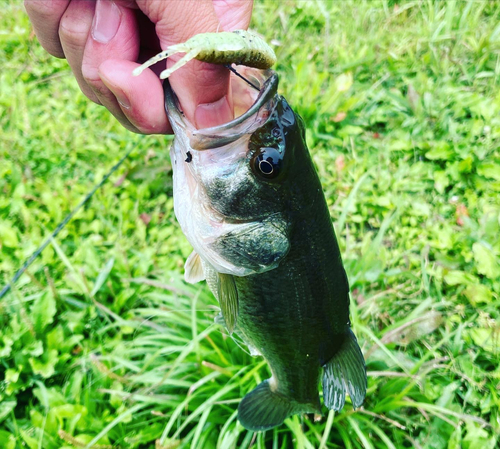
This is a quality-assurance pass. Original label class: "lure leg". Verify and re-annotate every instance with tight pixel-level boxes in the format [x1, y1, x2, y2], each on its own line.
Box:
[159, 49, 200, 79]
[132, 48, 179, 76]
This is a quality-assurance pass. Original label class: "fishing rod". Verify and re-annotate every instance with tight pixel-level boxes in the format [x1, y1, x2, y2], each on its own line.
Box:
[0, 147, 134, 300]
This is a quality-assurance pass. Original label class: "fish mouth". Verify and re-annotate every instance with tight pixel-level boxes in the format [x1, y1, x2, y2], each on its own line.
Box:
[164, 68, 279, 150]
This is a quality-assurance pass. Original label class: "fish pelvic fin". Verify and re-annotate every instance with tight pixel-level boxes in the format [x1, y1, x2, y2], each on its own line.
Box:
[217, 273, 238, 335]
[322, 328, 367, 411]
[184, 251, 205, 284]
[238, 379, 320, 432]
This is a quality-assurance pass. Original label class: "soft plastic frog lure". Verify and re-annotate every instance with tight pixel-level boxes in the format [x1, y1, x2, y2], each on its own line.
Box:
[132, 29, 276, 79]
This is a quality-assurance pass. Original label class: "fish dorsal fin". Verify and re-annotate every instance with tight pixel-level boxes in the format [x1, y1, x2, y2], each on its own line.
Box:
[322, 328, 366, 411]
[184, 251, 205, 284]
[217, 273, 238, 334]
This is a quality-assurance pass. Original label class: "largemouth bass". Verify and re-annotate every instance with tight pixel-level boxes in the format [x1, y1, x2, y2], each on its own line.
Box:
[164, 69, 366, 431]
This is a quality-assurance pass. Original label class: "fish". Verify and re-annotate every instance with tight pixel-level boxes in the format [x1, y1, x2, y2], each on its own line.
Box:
[164, 68, 367, 431]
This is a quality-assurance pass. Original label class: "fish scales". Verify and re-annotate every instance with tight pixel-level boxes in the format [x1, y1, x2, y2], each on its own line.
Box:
[235, 179, 350, 403]
[164, 69, 366, 431]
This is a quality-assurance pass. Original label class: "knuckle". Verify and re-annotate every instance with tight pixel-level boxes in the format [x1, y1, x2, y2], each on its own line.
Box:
[81, 63, 100, 88]
[24, 0, 56, 18]
[59, 14, 90, 44]
[82, 71, 112, 102]
[83, 75, 105, 95]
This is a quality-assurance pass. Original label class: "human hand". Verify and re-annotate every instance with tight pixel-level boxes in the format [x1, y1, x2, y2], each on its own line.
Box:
[24, 0, 254, 133]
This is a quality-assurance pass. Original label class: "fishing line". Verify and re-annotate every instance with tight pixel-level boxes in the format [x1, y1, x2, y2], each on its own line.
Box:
[224, 65, 261, 91]
[0, 146, 134, 300]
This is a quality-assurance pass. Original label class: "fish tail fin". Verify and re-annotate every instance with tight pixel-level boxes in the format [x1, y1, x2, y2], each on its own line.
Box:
[322, 328, 367, 411]
[238, 379, 316, 431]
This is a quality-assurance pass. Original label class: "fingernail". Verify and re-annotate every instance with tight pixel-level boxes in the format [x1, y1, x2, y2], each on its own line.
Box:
[195, 96, 233, 129]
[92, 0, 121, 44]
[117, 94, 131, 110]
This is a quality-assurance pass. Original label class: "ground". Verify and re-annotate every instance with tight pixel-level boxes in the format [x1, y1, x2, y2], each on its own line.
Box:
[1, 1, 499, 448]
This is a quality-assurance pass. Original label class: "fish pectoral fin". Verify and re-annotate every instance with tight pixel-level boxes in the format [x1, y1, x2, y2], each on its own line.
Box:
[210, 217, 290, 274]
[322, 328, 367, 411]
[238, 380, 293, 432]
[214, 313, 261, 356]
[184, 251, 205, 284]
[217, 273, 238, 335]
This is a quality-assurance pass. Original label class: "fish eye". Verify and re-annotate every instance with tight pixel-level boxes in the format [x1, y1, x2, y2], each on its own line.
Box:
[252, 147, 283, 180]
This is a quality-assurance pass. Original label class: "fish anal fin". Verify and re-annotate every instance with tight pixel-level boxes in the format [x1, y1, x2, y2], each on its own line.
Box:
[217, 273, 238, 334]
[322, 329, 366, 411]
[184, 251, 205, 284]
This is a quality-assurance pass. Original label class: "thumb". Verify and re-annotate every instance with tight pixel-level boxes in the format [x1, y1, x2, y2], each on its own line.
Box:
[136, 0, 247, 129]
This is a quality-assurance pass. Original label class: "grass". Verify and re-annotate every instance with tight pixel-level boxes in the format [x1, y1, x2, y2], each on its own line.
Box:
[1, 0, 499, 447]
